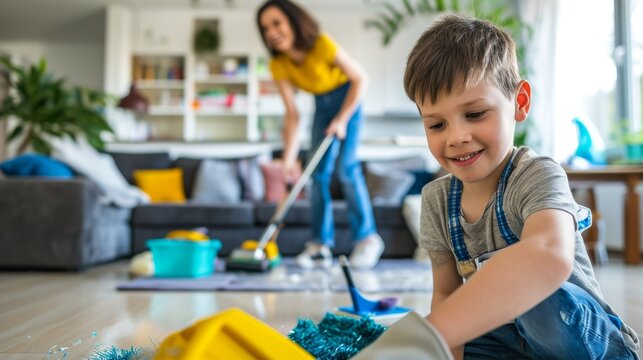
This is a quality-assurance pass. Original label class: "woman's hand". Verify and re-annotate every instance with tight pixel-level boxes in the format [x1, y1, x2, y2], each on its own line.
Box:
[325, 118, 348, 140]
[281, 160, 299, 185]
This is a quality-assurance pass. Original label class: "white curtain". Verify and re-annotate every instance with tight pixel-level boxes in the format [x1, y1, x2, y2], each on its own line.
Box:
[516, 0, 560, 158]
[0, 69, 8, 161]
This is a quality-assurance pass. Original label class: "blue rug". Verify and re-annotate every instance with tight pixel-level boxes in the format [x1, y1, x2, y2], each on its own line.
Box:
[117, 258, 432, 292]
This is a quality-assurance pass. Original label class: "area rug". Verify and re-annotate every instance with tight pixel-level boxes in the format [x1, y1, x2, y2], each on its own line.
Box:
[117, 258, 432, 292]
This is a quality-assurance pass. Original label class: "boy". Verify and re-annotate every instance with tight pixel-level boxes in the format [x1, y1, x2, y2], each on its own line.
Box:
[404, 14, 639, 359]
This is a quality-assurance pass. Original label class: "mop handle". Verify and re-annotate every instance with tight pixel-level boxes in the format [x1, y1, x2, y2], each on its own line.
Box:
[253, 135, 335, 253]
[339, 255, 361, 312]
[339, 255, 356, 288]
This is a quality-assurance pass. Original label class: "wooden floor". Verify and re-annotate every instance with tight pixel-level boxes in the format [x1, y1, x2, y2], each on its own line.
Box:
[0, 255, 641, 359]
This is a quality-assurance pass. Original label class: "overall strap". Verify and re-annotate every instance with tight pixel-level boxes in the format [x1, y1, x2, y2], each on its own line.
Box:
[447, 151, 519, 262]
[494, 153, 520, 245]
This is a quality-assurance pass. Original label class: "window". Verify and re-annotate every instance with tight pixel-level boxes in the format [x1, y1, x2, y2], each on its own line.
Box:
[553, 0, 616, 159]
[552, 0, 641, 161]
[631, 0, 643, 132]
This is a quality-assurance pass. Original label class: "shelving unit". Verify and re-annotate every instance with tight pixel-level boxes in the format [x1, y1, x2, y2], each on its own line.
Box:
[191, 53, 256, 141]
[107, 10, 314, 143]
[131, 55, 186, 141]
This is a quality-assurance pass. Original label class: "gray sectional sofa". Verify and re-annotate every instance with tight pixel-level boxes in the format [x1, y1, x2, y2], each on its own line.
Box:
[0, 178, 131, 270]
[0, 150, 429, 270]
[114, 152, 419, 258]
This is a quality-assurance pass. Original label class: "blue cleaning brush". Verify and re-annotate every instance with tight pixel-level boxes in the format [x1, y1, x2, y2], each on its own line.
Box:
[337, 255, 411, 318]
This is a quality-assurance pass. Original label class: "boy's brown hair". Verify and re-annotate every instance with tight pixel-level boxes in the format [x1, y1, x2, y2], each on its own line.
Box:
[404, 14, 520, 105]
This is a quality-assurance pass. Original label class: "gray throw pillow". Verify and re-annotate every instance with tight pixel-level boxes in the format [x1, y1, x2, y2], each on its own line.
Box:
[238, 156, 265, 202]
[191, 159, 241, 204]
[365, 162, 415, 204]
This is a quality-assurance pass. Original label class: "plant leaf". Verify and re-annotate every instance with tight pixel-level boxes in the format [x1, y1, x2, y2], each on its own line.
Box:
[436, 0, 446, 12]
[7, 124, 24, 141]
[402, 0, 415, 15]
[30, 133, 51, 155]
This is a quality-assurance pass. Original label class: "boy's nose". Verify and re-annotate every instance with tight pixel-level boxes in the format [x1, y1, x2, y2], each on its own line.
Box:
[447, 123, 472, 146]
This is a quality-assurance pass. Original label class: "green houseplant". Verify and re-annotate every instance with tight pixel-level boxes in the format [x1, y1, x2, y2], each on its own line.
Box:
[612, 119, 643, 164]
[0, 55, 113, 155]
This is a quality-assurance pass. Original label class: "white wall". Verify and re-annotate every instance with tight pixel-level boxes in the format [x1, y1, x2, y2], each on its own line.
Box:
[0, 41, 105, 90]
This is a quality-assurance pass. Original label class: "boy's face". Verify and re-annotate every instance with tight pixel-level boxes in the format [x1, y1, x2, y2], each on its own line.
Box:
[418, 80, 530, 185]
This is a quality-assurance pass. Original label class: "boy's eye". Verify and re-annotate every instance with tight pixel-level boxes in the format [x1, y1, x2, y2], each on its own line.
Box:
[466, 111, 487, 119]
[427, 122, 445, 131]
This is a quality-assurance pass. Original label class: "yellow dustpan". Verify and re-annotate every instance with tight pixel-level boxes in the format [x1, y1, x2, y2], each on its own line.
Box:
[154, 308, 314, 360]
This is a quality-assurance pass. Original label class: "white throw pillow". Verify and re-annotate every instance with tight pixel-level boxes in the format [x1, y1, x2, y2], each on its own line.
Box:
[50, 137, 150, 208]
[402, 194, 422, 243]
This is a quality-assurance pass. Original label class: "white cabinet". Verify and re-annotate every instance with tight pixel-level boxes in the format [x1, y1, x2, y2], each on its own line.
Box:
[133, 11, 191, 54]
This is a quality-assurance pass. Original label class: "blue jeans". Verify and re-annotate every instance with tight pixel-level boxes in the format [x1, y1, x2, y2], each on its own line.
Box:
[310, 82, 376, 247]
[464, 282, 637, 359]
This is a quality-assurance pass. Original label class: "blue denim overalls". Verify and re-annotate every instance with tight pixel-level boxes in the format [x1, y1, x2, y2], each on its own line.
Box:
[448, 151, 636, 359]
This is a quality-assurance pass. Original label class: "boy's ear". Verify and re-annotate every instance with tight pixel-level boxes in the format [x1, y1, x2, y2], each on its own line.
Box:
[514, 80, 531, 122]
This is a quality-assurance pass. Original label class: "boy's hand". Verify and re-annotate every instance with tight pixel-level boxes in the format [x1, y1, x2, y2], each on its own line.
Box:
[427, 209, 575, 348]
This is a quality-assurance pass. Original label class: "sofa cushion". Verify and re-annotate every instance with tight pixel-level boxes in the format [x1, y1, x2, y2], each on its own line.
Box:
[260, 160, 303, 202]
[0, 154, 73, 178]
[372, 203, 408, 227]
[133, 202, 255, 227]
[51, 138, 149, 208]
[190, 159, 241, 204]
[255, 200, 349, 226]
[133, 168, 186, 203]
[406, 169, 434, 195]
[364, 162, 414, 204]
[255, 201, 406, 228]
[365, 156, 433, 196]
[109, 152, 172, 185]
[172, 157, 207, 198]
[238, 156, 265, 202]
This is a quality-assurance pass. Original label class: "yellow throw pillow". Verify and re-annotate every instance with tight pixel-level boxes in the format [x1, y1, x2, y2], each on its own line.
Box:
[133, 168, 186, 203]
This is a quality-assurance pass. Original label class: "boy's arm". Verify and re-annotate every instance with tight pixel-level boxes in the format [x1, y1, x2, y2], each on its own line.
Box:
[428, 253, 464, 359]
[427, 208, 576, 349]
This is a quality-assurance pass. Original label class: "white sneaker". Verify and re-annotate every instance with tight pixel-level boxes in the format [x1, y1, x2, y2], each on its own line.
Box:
[349, 234, 385, 270]
[296, 242, 333, 269]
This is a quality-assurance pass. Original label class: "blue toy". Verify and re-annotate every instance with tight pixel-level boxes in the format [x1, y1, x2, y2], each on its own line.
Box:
[337, 255, 411, 320]
[572, 117, 607, 164]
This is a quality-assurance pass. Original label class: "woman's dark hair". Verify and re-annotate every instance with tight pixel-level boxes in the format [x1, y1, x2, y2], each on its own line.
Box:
[256, 0, 319, 57]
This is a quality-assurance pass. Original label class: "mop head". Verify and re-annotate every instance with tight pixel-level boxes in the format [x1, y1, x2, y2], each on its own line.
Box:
[88, 345, 150, 360]
[289, 312, 387, 360]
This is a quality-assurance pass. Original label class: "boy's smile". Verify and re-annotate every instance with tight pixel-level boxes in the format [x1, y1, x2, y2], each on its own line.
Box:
[419, 80, 529, 189]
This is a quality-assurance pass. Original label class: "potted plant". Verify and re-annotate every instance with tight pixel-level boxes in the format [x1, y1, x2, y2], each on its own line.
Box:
[0, 55, 113, 155]
[610, 119, 643, 164]
[622, 131, 643, 164]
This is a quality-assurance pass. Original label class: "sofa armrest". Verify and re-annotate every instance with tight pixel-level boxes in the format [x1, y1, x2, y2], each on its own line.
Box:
[0, 178, 106, 269]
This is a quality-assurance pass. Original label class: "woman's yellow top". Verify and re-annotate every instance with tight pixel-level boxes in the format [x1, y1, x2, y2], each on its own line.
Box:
[269, 33, 348, 95]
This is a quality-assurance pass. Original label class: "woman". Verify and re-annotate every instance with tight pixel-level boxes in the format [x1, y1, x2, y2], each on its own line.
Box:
[257, 0, 383, 269]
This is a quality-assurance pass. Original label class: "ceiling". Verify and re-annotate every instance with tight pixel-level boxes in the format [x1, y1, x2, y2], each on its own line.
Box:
[0, 0, 382, 42]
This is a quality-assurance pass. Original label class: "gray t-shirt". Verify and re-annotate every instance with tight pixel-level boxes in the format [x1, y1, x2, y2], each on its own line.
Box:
[420, 146, 639, 353]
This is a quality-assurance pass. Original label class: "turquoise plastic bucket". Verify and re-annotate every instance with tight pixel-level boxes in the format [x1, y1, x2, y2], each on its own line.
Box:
[147, 239, 222, 278]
